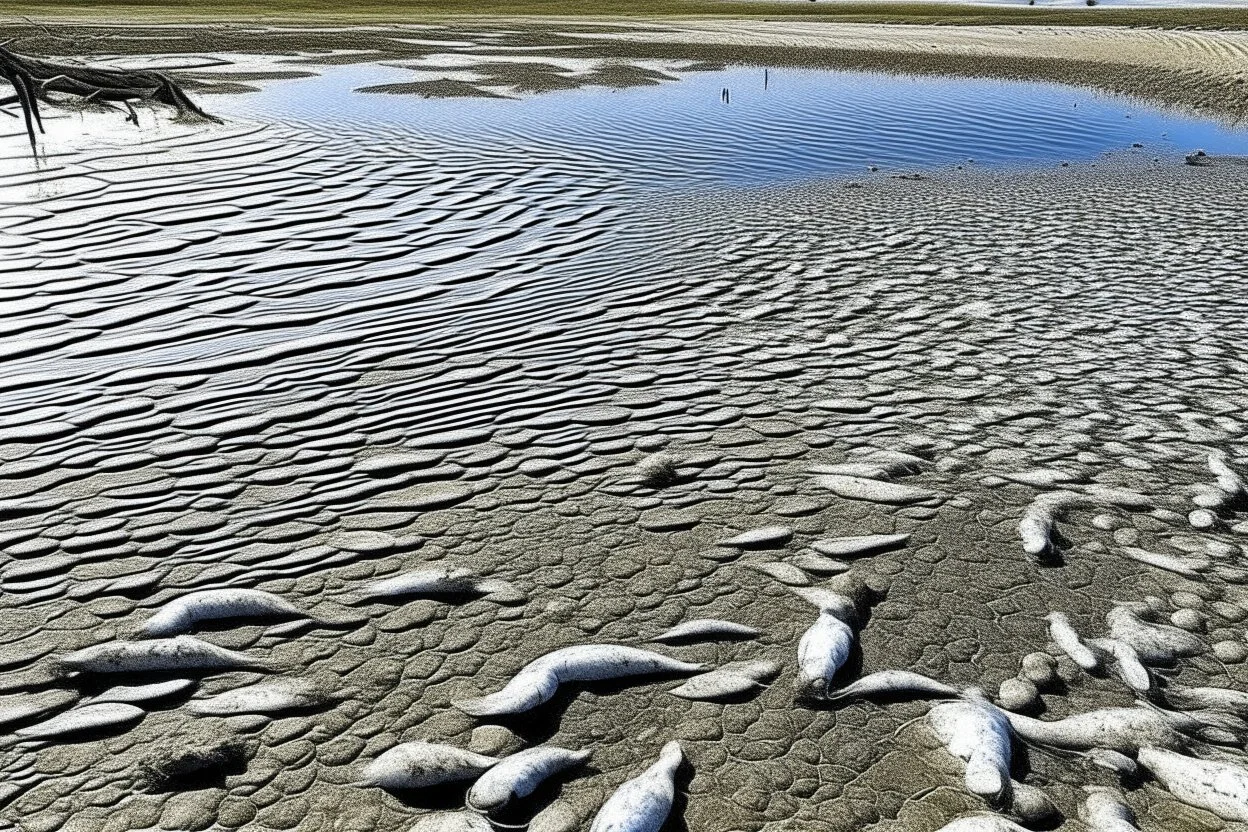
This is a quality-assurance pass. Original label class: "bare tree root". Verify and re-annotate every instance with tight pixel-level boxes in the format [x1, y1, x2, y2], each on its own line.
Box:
[0, 42, 221, 154]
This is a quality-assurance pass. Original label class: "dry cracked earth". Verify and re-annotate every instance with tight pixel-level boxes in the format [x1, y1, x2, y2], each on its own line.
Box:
[2, 34, 1248, 832]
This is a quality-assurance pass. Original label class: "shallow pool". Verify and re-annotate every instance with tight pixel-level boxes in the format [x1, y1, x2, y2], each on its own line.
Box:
[219, 61, 1248, 185]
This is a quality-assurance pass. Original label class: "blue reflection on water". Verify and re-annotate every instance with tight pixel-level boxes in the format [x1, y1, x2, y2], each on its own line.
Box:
[223, 62, 1248, 185]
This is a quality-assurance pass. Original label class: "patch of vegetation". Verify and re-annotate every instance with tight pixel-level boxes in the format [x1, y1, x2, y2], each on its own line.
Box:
[636, 452, 684, 489]
[138, 736, 254, 791]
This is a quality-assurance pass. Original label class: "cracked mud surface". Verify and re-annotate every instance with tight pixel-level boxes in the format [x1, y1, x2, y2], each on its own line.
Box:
[2, 26, 1248, 832]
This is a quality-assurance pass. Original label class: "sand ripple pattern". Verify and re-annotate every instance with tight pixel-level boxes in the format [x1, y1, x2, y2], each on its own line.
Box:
[2, 77, 1248, 832]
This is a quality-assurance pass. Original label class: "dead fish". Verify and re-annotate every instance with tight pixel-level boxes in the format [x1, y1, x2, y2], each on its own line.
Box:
[1165, 685, 1248, 717]
[86, 678, 196, 706]
[810, 533, 910, 558]
[1107, 606, 1203, 664]
[1084, 748, 1138, 779]
[1088, 638, 1150, 692]
[589, 741, 683, 832]
[16, 702, 144, 740]
[1138, 746, 1248, 822]
[934, 814, 1029, 831]
[796, 609, 855, 700]
[669, 660, 780, 701]
[928, 690, 1013, 803]
[791, 553, 850, 574]
[467, 746, 590, 813]
[1045, 612, 1100, 671]
[649, 620, 760, 644]
[814, 474, 938, 505]
[746, 561, 809, 586]
[1080, 786, 1140, 832]
[1209, 452, 1246, 496]
[1121, 547, 1208, 577]
[1005, 706, 1188, 753]
[826, 670, 959, 702]
[411, 812, 493, 832]
[59, 636, 260, 673]
[716, 526, 793, 549]
[358, 741, 499, 790]
[1018, 492, 1086, 557]
[1083, 485, 1151, 509]
[143, 589, 308, 636]
[0, 690, 79, 729]
[359, 566, 522, 605]
[188, 679, 326, 716]
[453, 646, 703, 717]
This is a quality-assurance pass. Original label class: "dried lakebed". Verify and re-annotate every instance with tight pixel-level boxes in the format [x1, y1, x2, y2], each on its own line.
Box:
[3, 37, 1248, 832]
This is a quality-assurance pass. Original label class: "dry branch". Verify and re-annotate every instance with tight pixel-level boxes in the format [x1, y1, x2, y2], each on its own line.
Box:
[0, 42, 220, 153]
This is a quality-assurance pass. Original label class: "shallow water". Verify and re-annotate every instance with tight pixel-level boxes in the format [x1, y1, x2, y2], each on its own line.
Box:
[2, 46, 1248, 832]
[215, 62, 1248, 184]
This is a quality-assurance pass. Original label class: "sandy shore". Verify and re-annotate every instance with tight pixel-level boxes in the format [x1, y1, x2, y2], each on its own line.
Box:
[3, 18, 1248, 832]
[555, 19, 1248, 118]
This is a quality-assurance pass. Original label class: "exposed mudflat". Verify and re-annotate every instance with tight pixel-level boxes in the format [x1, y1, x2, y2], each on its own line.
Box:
[3, 22, 1248, 832]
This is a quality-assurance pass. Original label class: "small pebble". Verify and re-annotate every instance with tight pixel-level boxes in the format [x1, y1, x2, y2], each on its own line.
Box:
[998, 677, 1039, 712]
[1170, 609, 1206, 632]
[1211, 602, 1248, 623]
[1020, 652, 1057, 687]
[1213, 640, 1248, 663]
[1170, 592, 1204, 610]
[1189, 509, 1217, 530]
[1091, 513, 1120, 531]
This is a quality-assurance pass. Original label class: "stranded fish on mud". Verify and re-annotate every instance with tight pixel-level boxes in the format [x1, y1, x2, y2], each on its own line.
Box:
[649, 619, 760, 644]
[467, 746, 591, 813]
[16, 702, 144, 740]
[796, 607, 855, 700]
[1045, 612, 1100, 671]
[1165, 685, 1248, 717]
[810, 533, 910, 558]
[1004, 706, 1190, 753]
[0, 690, 79, 729]
[1106, 606, 1204, 664]
[188, 679, 328, 716]
[59, 636, 261, 673]
[1088, 638, 1150, 692]
[86, 678, 196, 706]
[589, 741, 683, 832]
[411, 813, 493, 832]
[358, 741, 499, 790]
[453, 646, 704, 717]
[1079, 787, 1140, 832]
[1138, 746, 1248, 822]
[928, 690, 1014, 803]
[934, 812, 1030, 831]
[142, 589, 308, 636]
[669, 660, 781, 701]
[793, 576, 879, 700]
[359, 566, 523, 605]
[826, 669, 959, 702]
[814, 474, 938, 505]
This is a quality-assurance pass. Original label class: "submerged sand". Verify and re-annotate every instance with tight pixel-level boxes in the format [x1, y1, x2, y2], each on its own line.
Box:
[1, 19, 1248, 832]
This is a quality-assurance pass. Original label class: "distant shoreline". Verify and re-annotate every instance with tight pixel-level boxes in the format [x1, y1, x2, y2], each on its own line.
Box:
[5, 1, 1248, 27]
[2, 17, 1246, 123]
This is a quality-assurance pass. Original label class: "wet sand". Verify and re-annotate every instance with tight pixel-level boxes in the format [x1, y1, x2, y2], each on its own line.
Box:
[2, 20, 1248, 832]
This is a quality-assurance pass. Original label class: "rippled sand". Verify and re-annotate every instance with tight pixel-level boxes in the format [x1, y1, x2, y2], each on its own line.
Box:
[3, 22, 1248, 832]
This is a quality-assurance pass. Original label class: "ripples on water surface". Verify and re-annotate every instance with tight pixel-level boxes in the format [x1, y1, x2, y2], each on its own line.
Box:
[2, 47, 1248, 832]
[221, 63, 1248, 184]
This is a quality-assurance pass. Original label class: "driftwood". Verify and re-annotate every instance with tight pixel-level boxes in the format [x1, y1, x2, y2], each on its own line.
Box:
[0, 42, 220, 153]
